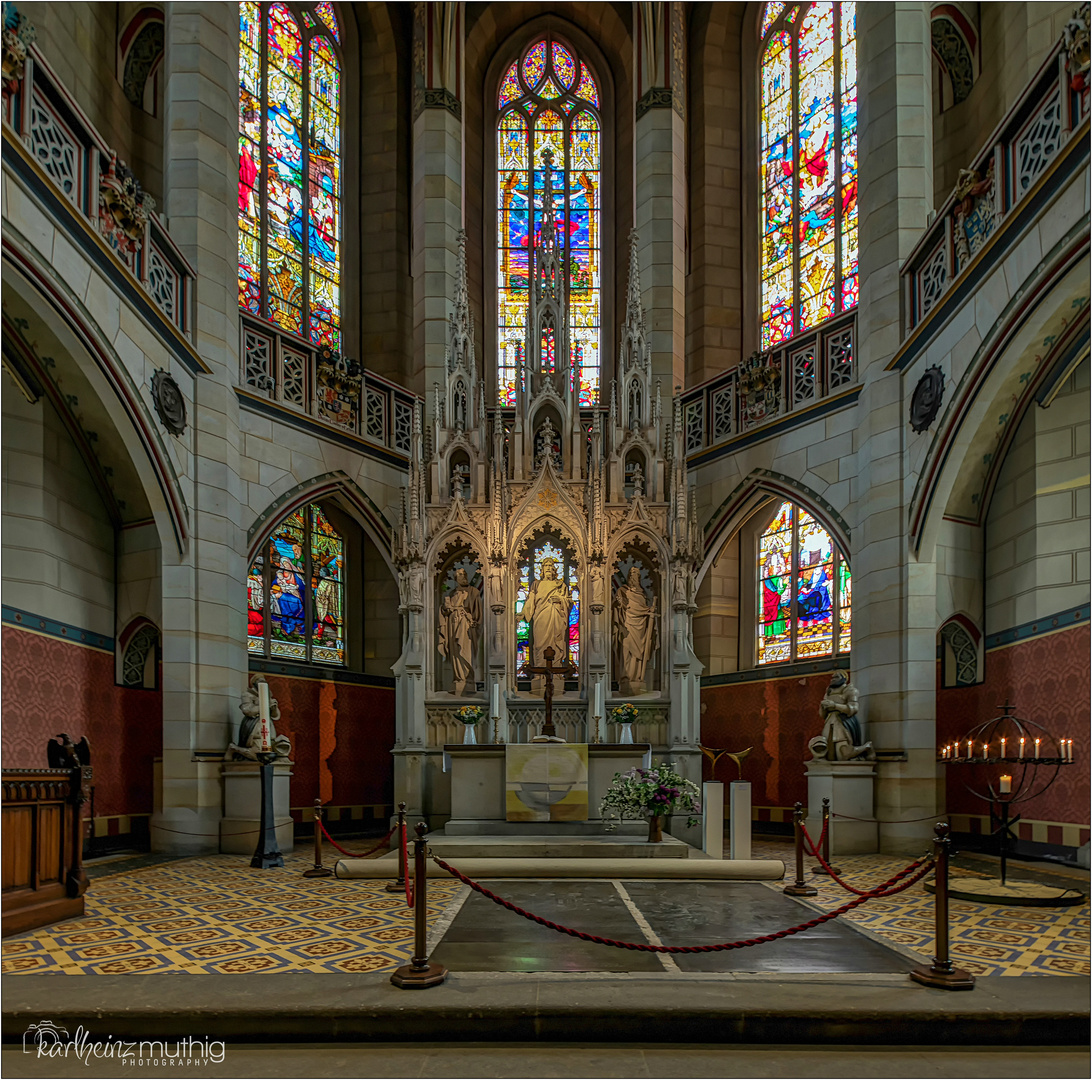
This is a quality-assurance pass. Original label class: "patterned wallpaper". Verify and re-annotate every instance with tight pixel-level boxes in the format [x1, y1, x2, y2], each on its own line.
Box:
[1, 626, 161, 817]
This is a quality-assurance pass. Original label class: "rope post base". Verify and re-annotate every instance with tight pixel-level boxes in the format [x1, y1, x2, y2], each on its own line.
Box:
[909, 821, 975, 991]
[385, 802, 407, 893]
[811, 797, 841, 876]
[390, 822, 447, 990]
[784, 802, 818, 897]
[303, 798, 333, 878]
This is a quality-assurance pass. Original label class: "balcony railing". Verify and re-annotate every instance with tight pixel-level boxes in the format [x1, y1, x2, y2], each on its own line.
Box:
[679, 310, 856, 458]
[2, 26, 195, 342]
[902, 15, 1090, 335]
[240, 315, 418, 458]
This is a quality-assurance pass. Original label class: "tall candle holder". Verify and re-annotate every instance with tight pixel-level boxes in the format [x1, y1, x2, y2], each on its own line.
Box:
[939, 701, 1081, 905]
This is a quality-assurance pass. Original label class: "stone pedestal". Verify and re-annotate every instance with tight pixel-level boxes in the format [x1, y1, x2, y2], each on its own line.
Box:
[804, 759, 877, 855]
[702, 781, 723, 859]
[729, 780, 752, 860]
[220, 761, 294, 855]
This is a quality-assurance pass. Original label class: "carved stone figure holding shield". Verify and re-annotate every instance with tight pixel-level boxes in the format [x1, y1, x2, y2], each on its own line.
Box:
[612, 566, 658, 695]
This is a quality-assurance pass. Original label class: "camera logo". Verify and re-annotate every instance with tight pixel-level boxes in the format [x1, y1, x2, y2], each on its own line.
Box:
[22, 1021, 69, 1053]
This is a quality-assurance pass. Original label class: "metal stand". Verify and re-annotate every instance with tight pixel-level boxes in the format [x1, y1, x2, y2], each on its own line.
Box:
[390, 823, 447, 988]
[783, 802, 818, 897]
[385, 802, 408, 893]
[302, 797, 332, 878]
[811, 797, 841, 875]
[910, 822, 976, 990]
[250, 753, 284, 869]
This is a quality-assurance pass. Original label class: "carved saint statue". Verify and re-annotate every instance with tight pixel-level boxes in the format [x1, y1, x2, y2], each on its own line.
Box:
[226, 674, 292, 761]
[807, 671, 874, 761]
[612, 566, 658, 695]
[521, 558, 572, 693]
[438, 567, 483, 695]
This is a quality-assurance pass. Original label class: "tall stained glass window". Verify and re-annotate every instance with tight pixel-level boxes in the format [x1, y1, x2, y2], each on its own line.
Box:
[759, 2, 857, 349]
[496, 35, 602, 406]
[515, 540, 580, 676]
[239, 2, 342, 349]
[248, 502, 346, 664]
[757, 500, 850, 665]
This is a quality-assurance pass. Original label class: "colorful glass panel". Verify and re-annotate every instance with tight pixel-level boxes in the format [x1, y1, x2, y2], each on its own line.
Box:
[757, 502, 793, 664]
[759, 3, 856, 344]
[269, 509, 307, 658]
[238, 4, 341, 345]
[837, 558, 852, 652]
[496, 35, 601, 405]
[310, 505, 344, 664]
[796, 510, 834, 658]
[517, 542, 580, 670]
[247, 552, 265, 653]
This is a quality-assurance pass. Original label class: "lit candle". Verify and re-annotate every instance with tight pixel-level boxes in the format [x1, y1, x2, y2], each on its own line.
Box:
[1065, 738, 1072, 762]
[999, 774, 1011, 794]
[966, 739, 973, 759]
[1034, 738, 1041, 760]
[257, 680, 272, 753]
[982, 742, 988, 760]
[1019, 737, 1025, 760]
[1000, 737, 1007, 759]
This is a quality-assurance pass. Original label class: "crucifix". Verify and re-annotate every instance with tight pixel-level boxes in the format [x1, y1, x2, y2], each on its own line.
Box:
[520, 645, 576, 740]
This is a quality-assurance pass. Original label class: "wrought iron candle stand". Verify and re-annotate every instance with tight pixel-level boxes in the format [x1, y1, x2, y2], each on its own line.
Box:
[939, 701, 1082, 905]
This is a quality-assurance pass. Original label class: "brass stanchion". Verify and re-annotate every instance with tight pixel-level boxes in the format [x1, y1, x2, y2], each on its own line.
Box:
[385, 802, 407, 893]
[811, 797, 841, 875]
[302, 798, 333, 878]
[783, 802, 818, 897]
[390, 822, 447, 989]
[910, 822, 975, 990]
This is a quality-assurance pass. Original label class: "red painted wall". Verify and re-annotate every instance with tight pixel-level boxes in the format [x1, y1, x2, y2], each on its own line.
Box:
[937, 625, 1090, 826]
[700, 672, 831, 807]
[262, 674, 395, 812]
[1, 626, 161, 817]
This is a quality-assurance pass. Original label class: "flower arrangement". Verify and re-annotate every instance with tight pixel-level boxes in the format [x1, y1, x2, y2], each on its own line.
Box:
[599, 761, 702, 829]
[609, 703, 640, 725]
[456, 705, 484, 725]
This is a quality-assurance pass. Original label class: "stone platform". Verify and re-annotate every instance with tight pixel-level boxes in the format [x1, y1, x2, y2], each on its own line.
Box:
[334, 856, 784, 879]
[423, 833, 690, 859]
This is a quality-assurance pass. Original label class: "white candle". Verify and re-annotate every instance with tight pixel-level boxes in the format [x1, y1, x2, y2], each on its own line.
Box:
[1065, 738, 1072, 762]
[258, 681, 272, 753]
[999, 774, 1011, 795]
[981, 742, 988, 760]
[492, 680, 500, 718]
[966, 740, 972, 759]
[1000, 737, 1007, 759]
[1018, 737, 1025, 760]
[1034, 738, 1041, 760]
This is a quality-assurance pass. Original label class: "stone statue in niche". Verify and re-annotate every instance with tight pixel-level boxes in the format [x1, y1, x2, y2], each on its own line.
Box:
[612, 566, 658, 695]
[534, 418, 562, 471]
[450, 461, 470, 501]
[522, 558, 572, 693]
[438, 567, 482, 695]
[807, 671, 874, 761]
[227, 674, 292, 761]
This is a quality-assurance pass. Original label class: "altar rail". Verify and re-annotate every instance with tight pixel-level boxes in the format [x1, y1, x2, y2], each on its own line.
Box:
[426, 705, 669, 748]
[2, 766, 90, 936]
[679, 310, 856, 458]
[901, 23, 1090, 335]
[2, 40, 195, 341]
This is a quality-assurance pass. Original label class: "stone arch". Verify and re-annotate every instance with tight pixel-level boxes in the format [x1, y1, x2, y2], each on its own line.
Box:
[931, 5, 978, 110]
[119, 7, 164, 114]
[938, 613, 981, 687]
[118, 616, 160, 689]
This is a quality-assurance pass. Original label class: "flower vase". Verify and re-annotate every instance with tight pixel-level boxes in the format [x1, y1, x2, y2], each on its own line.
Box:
[619, 722, 634, 745]
[646, 815, 663, 843]
[462, 723, 477, 745]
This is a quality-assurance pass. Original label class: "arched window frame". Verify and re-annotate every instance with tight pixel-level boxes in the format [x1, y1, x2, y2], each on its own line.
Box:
[239, 1, 344, 349]
[493, 32, 604, 407]
[758, 2, 858, 350]
[247, 501, 346, 666]
[756, 499, 851, 665]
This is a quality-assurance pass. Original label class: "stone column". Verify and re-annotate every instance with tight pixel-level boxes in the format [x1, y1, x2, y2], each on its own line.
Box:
[153, 2, 248, 853]
[853, 1, 936, 853]
[634, 2, 686, 390]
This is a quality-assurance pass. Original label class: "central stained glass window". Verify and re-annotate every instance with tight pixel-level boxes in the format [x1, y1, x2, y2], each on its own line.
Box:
[757, 500, 851, 665]
[248, 502, 345, 665]
[759, 2, 857, 349]
[239, 2, 342, 349]
[496, 35, 602, 407]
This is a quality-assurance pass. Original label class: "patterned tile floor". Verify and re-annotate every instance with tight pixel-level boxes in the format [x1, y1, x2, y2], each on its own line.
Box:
[2, 839, 1088, 977]
[2, 847, 461, 976]
[749, 839, 1091, 978]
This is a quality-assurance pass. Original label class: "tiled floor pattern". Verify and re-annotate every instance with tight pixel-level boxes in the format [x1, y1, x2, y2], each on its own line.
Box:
[2, 849, 461, 975]
[749, 839, 1090, 978]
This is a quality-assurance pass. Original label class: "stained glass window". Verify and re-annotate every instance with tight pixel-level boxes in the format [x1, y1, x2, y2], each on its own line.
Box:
[497, 35, 601, 407]
[760, 2, 857, 349]
[515, 540, 580, 678]
[238, 3, 342, 349]
[757, 500, 850, 665]
[248, 501, 345, 665]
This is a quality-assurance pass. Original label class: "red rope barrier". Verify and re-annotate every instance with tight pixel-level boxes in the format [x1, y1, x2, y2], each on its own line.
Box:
[800, 822, 936, 897]
[317, 818, 395, 859]
[803, 816, 828, 857]
[833, 812, 952, 824]
[429, 853, 934, 954]
[402, 821, 414, 910]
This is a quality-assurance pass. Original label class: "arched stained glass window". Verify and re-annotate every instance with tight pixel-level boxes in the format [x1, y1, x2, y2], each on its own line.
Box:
[239, 2, 342, 349]
[496, 34, 602, 406]
[760, 2, 857, 349]
[515, 539, 580, 677]
[248, 502, 345, 665]
[757, 500, 850, 665]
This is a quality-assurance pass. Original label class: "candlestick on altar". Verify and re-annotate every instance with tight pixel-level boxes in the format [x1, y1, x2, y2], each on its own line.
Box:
[258, 681, 272, 753]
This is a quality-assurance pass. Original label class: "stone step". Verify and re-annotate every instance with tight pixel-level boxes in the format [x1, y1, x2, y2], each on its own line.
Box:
[424, 833, 690, 859]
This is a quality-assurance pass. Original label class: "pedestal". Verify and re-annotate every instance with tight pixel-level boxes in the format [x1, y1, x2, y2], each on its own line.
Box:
[220, 760, 295, 854]
[702, 782, 723, 859]
[729, 781, 752, 860]
[804, 759, 877, 855]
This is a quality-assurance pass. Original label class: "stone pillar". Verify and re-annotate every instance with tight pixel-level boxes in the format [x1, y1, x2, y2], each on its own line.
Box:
[154, 2, 248, 852]
[634, 2, 686, 390]
[853, 1, 936, 853]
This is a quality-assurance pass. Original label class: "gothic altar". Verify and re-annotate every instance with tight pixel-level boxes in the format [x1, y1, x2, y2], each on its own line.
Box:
[391, 196, 704, 835]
